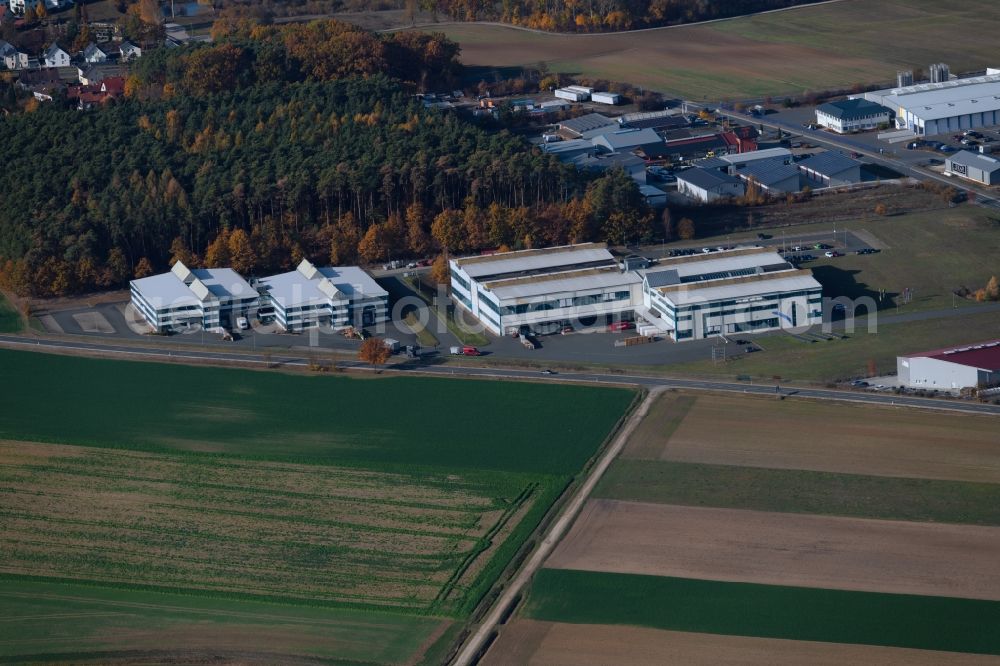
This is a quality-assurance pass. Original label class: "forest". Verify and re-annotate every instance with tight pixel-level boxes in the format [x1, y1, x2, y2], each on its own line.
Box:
[0, 22, 653, 297]
[428, 0, 824, 31]
[208, 0, 823, 32]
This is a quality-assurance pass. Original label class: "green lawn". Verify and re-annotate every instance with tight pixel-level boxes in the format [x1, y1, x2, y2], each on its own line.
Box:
[525, 569, 1000, 655]
[0, 576, 442, 664]
[0, 292, 20, 333]
[596, 460, 1000, 526]
[0, 349, 632, 475]
[671, 308, 1000, 382]
[679, 207, 1000, 314]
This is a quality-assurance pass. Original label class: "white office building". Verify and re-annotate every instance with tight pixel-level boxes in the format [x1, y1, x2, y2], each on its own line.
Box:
[449, 243, 642, 336]
[815, 98, 891, 133]
[640, 247, 823, 341]
[130, 261, 258, 333]
[258, 259, 388, 332]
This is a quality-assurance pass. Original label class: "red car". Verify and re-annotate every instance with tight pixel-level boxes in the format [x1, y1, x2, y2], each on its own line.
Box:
[608, 321, 635, 332]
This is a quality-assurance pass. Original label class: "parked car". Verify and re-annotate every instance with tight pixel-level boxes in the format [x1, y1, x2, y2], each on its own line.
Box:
[608, 321, 634, 332]
[824, 250, 838, 258]
[237, 317, 249, 330]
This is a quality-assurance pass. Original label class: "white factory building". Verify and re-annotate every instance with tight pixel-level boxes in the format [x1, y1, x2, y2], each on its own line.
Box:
[449, 244, 822, 341]
[449, 243, 643, 336]
[897, 340, 1000, 391]
[258, 259, 388, 332]
[640, 247, 823, 341]
[130, 261, 258, 333]
[861, 71, 1000, 136]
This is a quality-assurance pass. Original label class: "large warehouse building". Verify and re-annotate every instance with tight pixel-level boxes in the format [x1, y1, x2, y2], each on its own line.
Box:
[258, 259, 388, 332]
[897, 340, 1000, 391]
[861, 71, 1000, 136]
[449, 243, 642, 336]
[639, 248, 822, 341]
[130, 261, 258, 333]
[450, 244, 823, 341]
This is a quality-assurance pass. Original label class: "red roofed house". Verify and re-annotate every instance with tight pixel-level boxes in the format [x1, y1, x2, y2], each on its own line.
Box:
[897, 340, 1000, 391]
[66, 76, 125, 110]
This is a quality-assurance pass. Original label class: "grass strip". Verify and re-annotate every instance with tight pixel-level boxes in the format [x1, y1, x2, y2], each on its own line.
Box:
[595, 460, 1000, 526]
[0, 292, 20, 332]
[525, 568, 1000, 655]
[404, 311, 440, 347]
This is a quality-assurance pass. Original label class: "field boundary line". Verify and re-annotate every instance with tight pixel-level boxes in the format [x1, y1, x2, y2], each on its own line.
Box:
[451, 388, 662, 666]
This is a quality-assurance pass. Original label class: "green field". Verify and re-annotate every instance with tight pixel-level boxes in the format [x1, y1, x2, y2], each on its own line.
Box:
[0, 349, 635, 662]
[0, 349, 631, 474]
[436, 1, 1000, 99]
[0, 577, 442, 664]
[0, 292, 19, 333]
[524, 569, 1000, 655]
[596, 460, 1000, 526]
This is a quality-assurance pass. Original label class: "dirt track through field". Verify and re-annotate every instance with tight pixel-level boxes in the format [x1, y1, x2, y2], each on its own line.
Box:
[482, 620, 1000, 665]
[657, 395, 1000, 482]
[546, 499, 1000, 600]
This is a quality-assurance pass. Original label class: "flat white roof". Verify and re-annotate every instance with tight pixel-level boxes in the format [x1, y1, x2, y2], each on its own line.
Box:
[454, 243, 614, 279]
[131, 266, 255, 305]
[484, 267, 641, 302]
[865, 74, 1000, 121]
[132, 272, 202, 306]
[655, 249, 785, 278]
[706, 148, 791, 167]
[661, 272, 821, 306]
[260, 265, 386, 308]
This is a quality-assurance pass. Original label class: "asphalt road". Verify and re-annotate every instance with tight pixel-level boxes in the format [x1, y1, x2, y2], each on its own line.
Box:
[715, 107, 1000, 211]
[3, 333, 999, 415]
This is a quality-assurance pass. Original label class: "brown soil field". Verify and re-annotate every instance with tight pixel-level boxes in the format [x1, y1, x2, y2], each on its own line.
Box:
[645, 394, 1000, 483]
[546, 500, 1000, 600]
[432, 23, 882, 100]
[0, 440, 530, 610]
[482, 620, 1000, 666]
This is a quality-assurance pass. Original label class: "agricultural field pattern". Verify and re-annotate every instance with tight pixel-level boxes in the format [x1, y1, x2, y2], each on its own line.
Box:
[0, 350, 634, 663]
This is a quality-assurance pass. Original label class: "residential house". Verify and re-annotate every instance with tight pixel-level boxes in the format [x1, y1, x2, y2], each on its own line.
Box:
[42, 42, 69, 68]
[82, 42, 109, 63]
[78, 62, 124, 85]
[119, 40, 141, 61]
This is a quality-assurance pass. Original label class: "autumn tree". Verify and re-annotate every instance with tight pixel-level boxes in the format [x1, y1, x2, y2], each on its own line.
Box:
[677, 217, 696, 240]
[204, 228, 232, 267]
[228, 228, 256, 274]
[358, 336, 392, 372]
[405, 202, 432, 256]
[134, 257, 155, 278]
[183, 44, 244, 95]
[169, 236, 195, 266]
[986, 276, 1000, 301]
[874, 203, 888, 216]
[431, 209, 465, 253]
[661, 207, 674, 241]
[429, 253, 449, 285]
